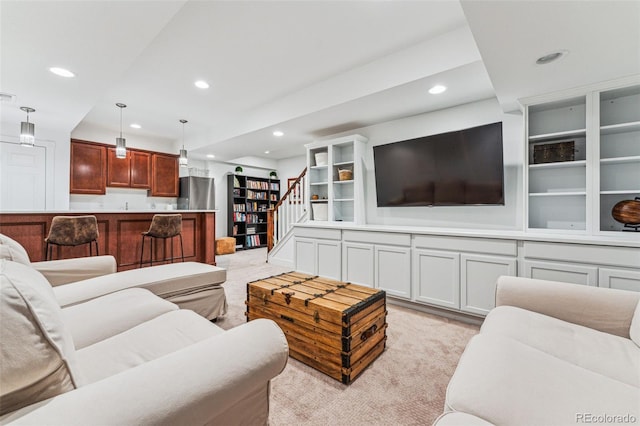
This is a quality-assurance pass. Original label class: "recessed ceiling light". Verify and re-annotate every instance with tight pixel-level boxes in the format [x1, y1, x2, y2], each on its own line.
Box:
[428, 85, 447, 95]
[130, 123, 141, 129]
[0, 92, 16, 103]
[273, 130, 284, 137]
[264, 151, 270, 154]
[207, 154, 215, 158]
[49, 67, 75, 78]
[194, 80, 210, 89]
[536, 50, 568, 65]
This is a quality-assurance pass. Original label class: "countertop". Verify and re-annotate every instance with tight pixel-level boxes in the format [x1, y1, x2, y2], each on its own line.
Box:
[0, 210, 218, 214]
[294, 221, 640, 248]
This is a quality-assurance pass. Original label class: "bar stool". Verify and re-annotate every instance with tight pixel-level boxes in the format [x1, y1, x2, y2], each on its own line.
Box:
[45, 215, 99, 260]
[139, 214, 184, 267]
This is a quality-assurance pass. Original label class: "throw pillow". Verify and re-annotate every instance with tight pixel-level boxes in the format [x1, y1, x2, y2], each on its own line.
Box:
[0, 260, 81, 415]
[0, 234, 31, 265]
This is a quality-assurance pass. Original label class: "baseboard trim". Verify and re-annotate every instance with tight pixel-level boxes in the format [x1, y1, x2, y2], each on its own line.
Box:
[267, 258, 294, 268]
[387, 297, 484, 326]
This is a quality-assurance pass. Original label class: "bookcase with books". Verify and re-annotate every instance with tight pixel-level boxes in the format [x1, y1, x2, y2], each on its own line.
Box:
[227, 174, 280, 250]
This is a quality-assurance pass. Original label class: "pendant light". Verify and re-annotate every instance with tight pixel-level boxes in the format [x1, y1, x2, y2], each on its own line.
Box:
[115, 103, 127, 158]
[179, 119, 188, 167]
[19, 107, 36, 147]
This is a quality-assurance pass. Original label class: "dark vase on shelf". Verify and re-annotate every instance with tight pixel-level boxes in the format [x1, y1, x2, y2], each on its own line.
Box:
[612, 197, 640, 232]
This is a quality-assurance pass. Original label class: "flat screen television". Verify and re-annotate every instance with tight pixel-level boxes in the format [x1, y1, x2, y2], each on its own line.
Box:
[373, 122, 504, 207]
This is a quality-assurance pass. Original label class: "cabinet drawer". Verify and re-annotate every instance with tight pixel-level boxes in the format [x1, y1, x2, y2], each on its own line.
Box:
[522, 260, 597, 286]
[413, 235, 517, 256]
[295, 227, 341, 240]
[523, 241, 640, 269]
[343, 230, 410, 246]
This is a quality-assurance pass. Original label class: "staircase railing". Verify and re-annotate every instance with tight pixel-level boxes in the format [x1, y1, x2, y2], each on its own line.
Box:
[267, 168, 307, 253]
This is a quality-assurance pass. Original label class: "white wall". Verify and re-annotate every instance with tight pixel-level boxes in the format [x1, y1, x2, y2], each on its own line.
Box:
[277, 155, 307, 195]
[320, 98, 525, 230]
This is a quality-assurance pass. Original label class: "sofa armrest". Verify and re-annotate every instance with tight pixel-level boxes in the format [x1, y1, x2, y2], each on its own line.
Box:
[3, 319, 289, 425]
[31, 256, 117, 286]
[495, 276, 640, 338]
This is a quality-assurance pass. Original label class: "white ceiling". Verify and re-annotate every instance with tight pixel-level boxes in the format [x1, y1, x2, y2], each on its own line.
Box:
[1, 0, 638, 163]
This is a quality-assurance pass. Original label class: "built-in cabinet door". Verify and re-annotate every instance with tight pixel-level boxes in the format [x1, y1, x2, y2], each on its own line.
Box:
[130, 151, 151, 189]
[70, 141, 106, 194]
[342, 242, 374, 287]
[107, 148, 131, 187]
[461, 254, 517, 316]
[317, 240, 341, 280]
[375, 245, 411, 299]
[294, 238, 316, 275]
[151, 153, 179, 197]
[598, 268, 640, 292]
[522, 260, 597, 286]
[412, 249, 460, 309]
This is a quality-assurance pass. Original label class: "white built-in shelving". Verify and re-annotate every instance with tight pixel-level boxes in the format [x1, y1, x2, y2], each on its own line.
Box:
[598, 85, 640, 232]
[305, 135, 367, 224]
[526, 96, 588, 231]
[524, 79, 640, 236]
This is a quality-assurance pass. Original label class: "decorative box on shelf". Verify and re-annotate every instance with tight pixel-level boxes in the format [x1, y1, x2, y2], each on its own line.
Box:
[532, 140, 576, 164]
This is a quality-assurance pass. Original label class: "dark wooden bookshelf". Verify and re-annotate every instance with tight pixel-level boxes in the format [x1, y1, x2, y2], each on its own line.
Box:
[227, 174, 280, 250]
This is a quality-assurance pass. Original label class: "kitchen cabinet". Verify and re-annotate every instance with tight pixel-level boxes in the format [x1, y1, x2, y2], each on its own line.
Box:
[107, 149, 151, 189]
[70, 140, 106, 194]
[151, 153, 179, 197]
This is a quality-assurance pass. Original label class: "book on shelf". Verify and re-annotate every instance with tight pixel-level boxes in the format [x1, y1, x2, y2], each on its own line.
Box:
[270, 182, 279, 191]
[233, 212, 246, 222]
[247, 180, 269, 190]
[246, 235, 261, 247]
[234, 177, 240, 188]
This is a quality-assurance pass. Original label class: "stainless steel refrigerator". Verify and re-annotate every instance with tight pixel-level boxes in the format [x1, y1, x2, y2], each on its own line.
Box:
[178, 176, 215, 210]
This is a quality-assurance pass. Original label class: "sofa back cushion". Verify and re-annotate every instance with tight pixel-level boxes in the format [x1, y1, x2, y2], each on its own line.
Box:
[0, 234, 31, 265]
[631, 301, 640, 347]
[0, 260, 81, 415]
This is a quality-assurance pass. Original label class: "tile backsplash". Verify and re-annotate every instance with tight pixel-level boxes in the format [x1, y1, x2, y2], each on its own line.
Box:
[69, 187, 177, 211]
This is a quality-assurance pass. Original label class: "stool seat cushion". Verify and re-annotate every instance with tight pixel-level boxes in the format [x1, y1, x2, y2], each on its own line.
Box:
[54, 262, 226, 308]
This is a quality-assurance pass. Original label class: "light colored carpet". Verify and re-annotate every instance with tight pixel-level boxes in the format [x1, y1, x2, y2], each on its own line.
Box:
[215, 248, 479, 426]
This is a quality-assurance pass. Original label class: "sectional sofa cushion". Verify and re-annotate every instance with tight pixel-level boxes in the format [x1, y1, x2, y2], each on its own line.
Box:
[481, 306, 640, 387]
[0, 260, 80, 415]
[446, 333, 639, 426]
[62, 288, 179, 349]
[54, 262, 226, 307]
[0, 234, 31, 265]
[76, 310, 224, 384]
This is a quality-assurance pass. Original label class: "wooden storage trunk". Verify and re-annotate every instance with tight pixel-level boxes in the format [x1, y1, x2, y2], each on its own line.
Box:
[246, 272, 387, 384]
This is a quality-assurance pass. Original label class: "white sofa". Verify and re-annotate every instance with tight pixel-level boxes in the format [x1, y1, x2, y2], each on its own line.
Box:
[0, 233, 228, 320]
[435, 276, 640, 426]
[0, 258, 289, 424]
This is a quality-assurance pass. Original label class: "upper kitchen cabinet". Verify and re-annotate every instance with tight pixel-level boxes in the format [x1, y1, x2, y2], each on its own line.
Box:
[107, 149, 151, 189]
[70, 140, 106, 194]
[151, 153, 179, 197]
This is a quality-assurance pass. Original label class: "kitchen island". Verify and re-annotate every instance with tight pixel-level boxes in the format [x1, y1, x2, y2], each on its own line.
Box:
[0, 210, 217, 271]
